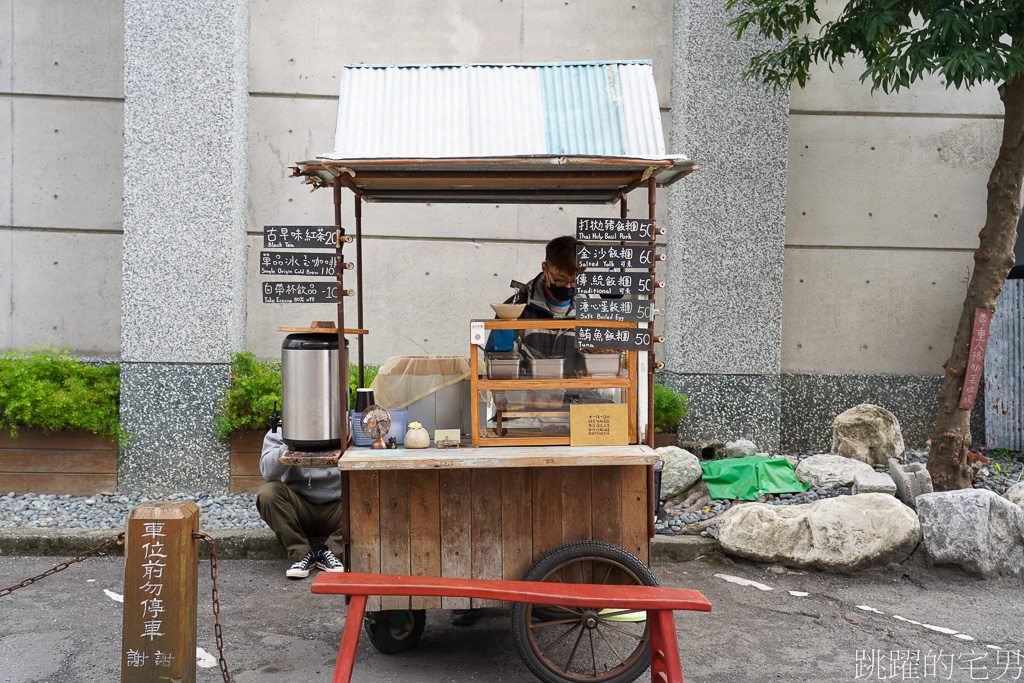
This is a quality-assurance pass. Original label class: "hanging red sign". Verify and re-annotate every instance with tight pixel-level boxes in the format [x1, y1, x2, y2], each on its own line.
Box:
[959, 308, 994, 410]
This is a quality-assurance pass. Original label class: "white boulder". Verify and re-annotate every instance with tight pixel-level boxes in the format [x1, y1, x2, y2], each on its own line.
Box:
[917, 489, 1024, 578]
[795, 454, 874, 489]
[656, 446, 703, 502]
[1005, 482, 1024, 508]
[723, 439, 758, 458]
[831, 404, 906, 465]
[717, 493, 921, 571]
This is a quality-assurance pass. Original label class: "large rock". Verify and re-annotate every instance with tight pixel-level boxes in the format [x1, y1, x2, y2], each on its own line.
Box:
[795, 454, 874, 489]
[717, 493, 921, 572]
[656, 446, 703, 502]
[852, 471, 896, 496]
[831, 404, 906, 465]
[1005, 482, 1024, 508]
[723, 439, 757, 458]
[888, 458, 933, 508]
[917, 489, 1024, 578]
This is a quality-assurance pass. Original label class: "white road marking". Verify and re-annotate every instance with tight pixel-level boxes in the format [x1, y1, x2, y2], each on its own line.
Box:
[104, 589, 123, 603]
[87, 579, 96, 583]
[954, 634, 975, 641]
[789, 591, 809, 597]
[987, 645, 1002, 650]
[196, 647, 217, 668]
[713, 573, 773, 591]
[857, 605, 884, 614]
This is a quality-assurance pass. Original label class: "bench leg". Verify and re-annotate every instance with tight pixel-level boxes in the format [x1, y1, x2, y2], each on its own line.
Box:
[332, 594, 367, 683]
[648, 610, 684, 683]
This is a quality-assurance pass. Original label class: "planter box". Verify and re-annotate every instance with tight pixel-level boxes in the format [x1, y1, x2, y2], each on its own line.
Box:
[652, 432, 678, 448]
[229, 431, 265, 494]
[0, 429, 117, 495]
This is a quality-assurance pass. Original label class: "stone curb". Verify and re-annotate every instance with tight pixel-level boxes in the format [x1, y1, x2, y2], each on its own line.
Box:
[0, 528, 718, 563]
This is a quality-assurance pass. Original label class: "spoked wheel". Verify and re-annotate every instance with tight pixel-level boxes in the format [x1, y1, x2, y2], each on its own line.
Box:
[364, 609, 426, 654]
[511, 541, 658, 683]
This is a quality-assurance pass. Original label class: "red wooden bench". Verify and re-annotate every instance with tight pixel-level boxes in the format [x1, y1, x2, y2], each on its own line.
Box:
[311, 572, 712, 683]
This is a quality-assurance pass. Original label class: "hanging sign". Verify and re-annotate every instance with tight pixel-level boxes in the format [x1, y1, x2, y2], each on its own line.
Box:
[263, 225, 338, 249]
[574, 297, 654, 323]
[259, 251, 340, 277]
[576, 244, 658, 270]
[575, 325, 654, 351]
[959, 308, 994, 410]
[576, 217, 655, 242]
[575, 272, 654, 296]
[262, 281, 340, 304]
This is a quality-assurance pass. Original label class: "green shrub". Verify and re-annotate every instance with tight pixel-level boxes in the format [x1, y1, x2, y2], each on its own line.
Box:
[0, 346, 125, 444]
[215, 352, 282, 440]
[215, 351, 381, 439]
[652, 376, 688, 434]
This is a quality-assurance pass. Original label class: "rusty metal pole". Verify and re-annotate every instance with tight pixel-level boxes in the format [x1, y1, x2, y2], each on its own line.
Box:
[121, 502, 199, 683]
[334, 177, 348, 454]
[354, 195, 365, 387]
[647, 177, 657, 450]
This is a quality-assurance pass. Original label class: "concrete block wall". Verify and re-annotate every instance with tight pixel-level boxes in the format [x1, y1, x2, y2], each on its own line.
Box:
[0, 0, 124, 355]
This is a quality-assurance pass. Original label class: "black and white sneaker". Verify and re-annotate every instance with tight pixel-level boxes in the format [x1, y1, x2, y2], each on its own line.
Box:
[316, 548, 345, 572]
[286, 551, 317, 579]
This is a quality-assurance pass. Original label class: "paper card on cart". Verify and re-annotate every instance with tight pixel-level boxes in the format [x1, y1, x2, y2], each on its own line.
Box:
[569, 404, 628, 446]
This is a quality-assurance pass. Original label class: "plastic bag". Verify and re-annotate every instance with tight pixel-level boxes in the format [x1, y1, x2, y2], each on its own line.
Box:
[370, 356, 479, 410]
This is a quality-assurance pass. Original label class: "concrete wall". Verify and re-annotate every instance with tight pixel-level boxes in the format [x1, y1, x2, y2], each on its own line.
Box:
[1, 0, 124, 355]
[245, 0, 673, 364]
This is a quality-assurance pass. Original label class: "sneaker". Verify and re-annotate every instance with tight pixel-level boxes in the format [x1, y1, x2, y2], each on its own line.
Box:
[286, 551, 316, 579]
[315, 548, 345, 573]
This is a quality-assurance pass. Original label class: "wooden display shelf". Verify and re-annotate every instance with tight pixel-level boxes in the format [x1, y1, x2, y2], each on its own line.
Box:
[478, 377, 631, 390]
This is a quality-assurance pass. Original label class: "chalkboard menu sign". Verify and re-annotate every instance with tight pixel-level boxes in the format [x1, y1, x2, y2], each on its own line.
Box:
[260, 251, 340, 277]
[576, 217, 654, 242]
[263, 225, 338, 249]
[575, 326, 654, 351]
[262, 281, 339, 304]
[575, 297, 654, 323]
[575, 271, 653, 296]
[576, 244, 656, 270]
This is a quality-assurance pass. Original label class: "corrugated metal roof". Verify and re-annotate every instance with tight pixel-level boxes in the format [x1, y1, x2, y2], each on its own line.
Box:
[324, 61, 669, 160]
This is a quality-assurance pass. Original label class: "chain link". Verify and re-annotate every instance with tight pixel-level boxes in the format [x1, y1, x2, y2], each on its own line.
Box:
[194, 531, 231, 683]
[0, 532, 125, 597]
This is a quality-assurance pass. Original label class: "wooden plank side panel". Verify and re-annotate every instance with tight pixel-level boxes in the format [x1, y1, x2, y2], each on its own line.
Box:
[0, 430, 115, 451]
[561, 466, 593, 584]
[501, 468, 533, 583]
[439, 469, 472, 609]
[0, 473, 116, 496]
[0, 450, 116, 474]
[532, 467, 563, 563]
[228, 476, 263, 494]
[621, 465, 649, 565]
[229, 451, 261, 477]
[379, 470, 412, 610]
[591, 466, 623, 548]
[409, 471, 442, 609]
[229, 431, 265, 453]
[348, 471, 381, 612]
[471, 468, 503, 608]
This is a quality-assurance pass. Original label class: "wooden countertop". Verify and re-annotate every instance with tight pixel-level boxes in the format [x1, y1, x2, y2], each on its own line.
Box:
[280, 443, 658, 470]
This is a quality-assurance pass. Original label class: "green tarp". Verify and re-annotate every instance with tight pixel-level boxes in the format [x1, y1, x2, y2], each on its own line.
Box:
[699, 455, 808, 501]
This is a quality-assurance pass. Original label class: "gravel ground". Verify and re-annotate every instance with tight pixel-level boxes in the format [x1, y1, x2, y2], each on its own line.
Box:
[2, 447, 1021, 533]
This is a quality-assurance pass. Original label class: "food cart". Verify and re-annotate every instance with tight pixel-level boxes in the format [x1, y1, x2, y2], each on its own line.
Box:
[274, 61, 697, 683]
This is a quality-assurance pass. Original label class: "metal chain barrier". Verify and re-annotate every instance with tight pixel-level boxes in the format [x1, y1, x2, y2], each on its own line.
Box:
[194, 531, 231, 683]
[0, 532, 125, 598]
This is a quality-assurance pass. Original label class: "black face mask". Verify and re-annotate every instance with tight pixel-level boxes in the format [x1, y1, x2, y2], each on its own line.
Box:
[548, 283, 576, 302]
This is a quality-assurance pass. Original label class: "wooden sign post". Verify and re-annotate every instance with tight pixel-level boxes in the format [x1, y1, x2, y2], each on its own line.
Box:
[121, 501, 199, 683]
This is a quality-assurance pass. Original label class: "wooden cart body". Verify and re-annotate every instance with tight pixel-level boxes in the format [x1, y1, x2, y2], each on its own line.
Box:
[338, 445, 656, 612]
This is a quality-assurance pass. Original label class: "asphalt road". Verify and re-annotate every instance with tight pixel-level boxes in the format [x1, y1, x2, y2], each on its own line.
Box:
[1, 552, 1021, 683]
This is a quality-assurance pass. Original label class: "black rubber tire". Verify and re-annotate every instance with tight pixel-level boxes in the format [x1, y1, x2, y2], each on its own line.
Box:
[365, 609, 426, 654]
[511, 541, 658, 683]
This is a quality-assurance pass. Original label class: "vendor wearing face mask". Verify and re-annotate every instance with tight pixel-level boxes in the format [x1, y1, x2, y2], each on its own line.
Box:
[485, 235, 582, 376]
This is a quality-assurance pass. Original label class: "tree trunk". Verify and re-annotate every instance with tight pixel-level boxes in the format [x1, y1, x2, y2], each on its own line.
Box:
[927, 75, 1024, 491]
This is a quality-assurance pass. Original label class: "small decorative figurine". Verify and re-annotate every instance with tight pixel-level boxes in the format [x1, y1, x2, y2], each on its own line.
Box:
[404, 422, 430, 449]
[388, 437, 397, 449]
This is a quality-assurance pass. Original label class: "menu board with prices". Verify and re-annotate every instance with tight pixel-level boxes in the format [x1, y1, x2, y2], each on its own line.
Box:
[576, 244, 657, 270]
[260, 251, 340, 277]
[574, 297, 654, 323]
[576, 217, 655, 242]
[263, 225, 338, 249]
[574, 271, 654, 296]
[575, 325, 656, 351]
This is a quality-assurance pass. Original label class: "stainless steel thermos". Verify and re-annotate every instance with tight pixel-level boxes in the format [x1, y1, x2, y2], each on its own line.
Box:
[280, 334, 349, 450]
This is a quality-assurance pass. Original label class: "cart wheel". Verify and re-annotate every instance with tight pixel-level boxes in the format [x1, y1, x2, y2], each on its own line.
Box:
[364, 609, 426, 654]
[511, 541, 657, 683]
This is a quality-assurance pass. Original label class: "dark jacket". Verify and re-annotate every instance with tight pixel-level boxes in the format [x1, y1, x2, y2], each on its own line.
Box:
[486, 272, 582, 376]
